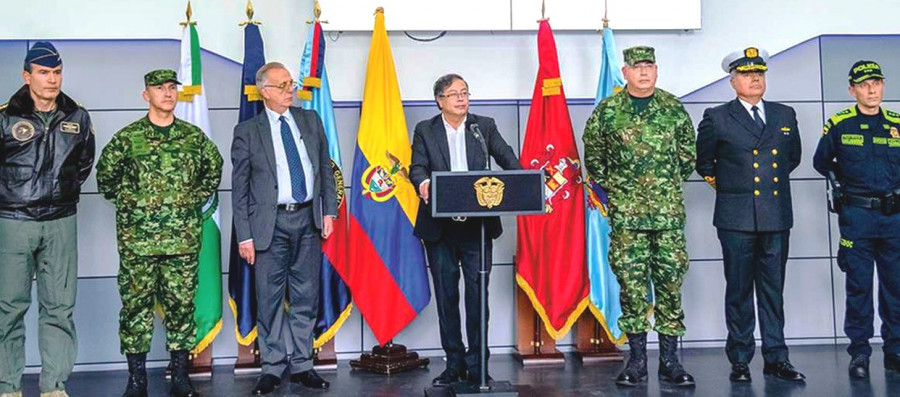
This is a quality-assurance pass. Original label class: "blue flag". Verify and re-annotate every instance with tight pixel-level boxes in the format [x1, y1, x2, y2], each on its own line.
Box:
[585, 26, 626, 344]
[299, 22, 353, 348]
[227, 23, 266, 346]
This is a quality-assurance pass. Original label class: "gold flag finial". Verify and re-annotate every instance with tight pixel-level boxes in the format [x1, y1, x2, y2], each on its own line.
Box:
[239, 0, 262, 26]
[375, 6, 384, 14]
[537, 0, 548, 23]
[180, 0, 197, 26]
[306, 1, 329, 25]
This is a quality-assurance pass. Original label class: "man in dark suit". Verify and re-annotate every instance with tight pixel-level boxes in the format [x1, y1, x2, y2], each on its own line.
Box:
[231, 62, 337, 395]
[696, 48, 805, 383]
[410, 74, 520, 386]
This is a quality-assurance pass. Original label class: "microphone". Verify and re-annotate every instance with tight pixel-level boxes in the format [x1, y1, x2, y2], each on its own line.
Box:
[468, 122, 490, 170]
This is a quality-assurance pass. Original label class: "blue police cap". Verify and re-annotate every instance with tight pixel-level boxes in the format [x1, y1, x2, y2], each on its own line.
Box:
[25, 41, 62, 69]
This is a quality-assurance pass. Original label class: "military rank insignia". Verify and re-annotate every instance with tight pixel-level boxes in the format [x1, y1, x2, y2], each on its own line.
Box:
[60, 121, 80, 134]
[11, 120, 35, 142]
[781, 126, 791, 135]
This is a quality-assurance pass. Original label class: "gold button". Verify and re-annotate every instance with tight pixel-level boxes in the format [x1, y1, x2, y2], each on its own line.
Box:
[753, 149, 759, 155]
[772, 149, 778, 155]
[754, 176, 761, 183]
[774, 177, 779, 182]
[774, 190, 779, 196]
[753, 162, 759, 169]
[754, 190, 760, 196]
[773, 162, 778, 169]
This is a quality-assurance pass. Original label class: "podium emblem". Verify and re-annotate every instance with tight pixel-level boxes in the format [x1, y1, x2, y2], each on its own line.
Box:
[474, 176, 505, 209]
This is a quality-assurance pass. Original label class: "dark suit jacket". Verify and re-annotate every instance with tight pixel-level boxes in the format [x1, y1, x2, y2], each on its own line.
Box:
[409, 113, 521, 242]
[696, 99, 802, 232]
[231, 106, 338, 251]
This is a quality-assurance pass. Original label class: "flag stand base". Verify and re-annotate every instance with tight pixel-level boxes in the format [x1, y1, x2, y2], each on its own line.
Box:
[233, 343, 261, 375]
[314, 339, 338, 371]
[349, 342, 430, 374]
[425, 380, 536, 397]
[513, 287, 565, 366]
[573, 312, 624, 363]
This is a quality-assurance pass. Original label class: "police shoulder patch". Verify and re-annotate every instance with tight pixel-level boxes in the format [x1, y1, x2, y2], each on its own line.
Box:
[824, 107, 857, 135]
[884, 108, 900, 124]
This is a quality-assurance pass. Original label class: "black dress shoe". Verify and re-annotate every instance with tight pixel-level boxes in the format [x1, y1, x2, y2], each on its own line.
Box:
[763, 362, 805, 382]
[252, 374, 281, 396]
[432, 368, 461, 387]
[850, 355, 870, 379]
[730, 363, 751, 382]
[885, 353, 900, 372]
[290, 369, 330, 389]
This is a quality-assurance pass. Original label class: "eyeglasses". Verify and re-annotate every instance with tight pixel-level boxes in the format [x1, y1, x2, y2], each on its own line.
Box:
[439, 91, 471, 100]
[263, 79, 296, 93]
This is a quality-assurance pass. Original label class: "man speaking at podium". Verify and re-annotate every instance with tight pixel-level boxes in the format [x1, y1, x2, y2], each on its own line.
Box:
[410, 74, 520, 386]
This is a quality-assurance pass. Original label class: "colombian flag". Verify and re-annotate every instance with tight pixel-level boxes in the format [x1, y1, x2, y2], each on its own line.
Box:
[347, 8, 430, 345]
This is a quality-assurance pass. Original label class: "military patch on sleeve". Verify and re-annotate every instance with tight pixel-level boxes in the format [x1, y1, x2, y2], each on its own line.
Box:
[841, 134, 865, 146]
[60, 121, 80, 134]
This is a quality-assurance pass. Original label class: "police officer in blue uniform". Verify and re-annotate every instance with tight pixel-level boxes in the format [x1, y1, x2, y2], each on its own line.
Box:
[814, 60, 900, 379]
[696, 47, 805, 383]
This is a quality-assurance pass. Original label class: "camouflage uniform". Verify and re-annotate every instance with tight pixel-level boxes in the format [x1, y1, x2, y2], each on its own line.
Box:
[96, 113, 222, 353]
[583, 86, 696, 337]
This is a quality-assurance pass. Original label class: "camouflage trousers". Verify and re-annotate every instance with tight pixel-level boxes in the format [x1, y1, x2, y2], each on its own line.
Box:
[117, 250, 198, 354]
[609, 228, 689, 336]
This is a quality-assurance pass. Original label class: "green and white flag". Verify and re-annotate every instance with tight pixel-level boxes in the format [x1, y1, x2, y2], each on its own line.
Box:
[175, 23, 222, 355]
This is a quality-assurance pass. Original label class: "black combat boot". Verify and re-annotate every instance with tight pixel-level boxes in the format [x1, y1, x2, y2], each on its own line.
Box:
[658, 334, 695, 387]
[169, 350, 200, 397]
[123, 353, 148, 397]
[616, 333, 648, 387]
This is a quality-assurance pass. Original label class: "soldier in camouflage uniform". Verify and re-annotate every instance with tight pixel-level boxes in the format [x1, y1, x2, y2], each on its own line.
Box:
[583, 46, 696, 387]
[96, 70, 222, 397]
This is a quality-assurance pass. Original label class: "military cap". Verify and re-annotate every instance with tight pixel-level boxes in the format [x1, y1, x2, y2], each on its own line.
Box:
[849, 60, 884, 84]
[722, 47, 769, 73]
[25, 41, 62, 69]
[623, 46, 656, 66]
[144, 69, 181, 86]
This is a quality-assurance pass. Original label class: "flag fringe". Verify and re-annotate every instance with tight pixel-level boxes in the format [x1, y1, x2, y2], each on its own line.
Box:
[313, 303, 353, 349]
[228, 297, 258, 346]
[191, 318, 222, 355]
[515, 274, 589, 340]
[586, 303, 628, 345]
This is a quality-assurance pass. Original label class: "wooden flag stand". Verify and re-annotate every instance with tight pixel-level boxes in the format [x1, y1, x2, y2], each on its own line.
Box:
[314, 339, 338, 371]
[573, 311, 623, 363]
[513, 288, 565, 366]
[233, 342, 261, 375]
[349, 341, 430, 374]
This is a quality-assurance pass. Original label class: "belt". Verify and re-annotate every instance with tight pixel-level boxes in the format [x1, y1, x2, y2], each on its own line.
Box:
[844, 194, 882, 209]
[277, 201, 313, 211]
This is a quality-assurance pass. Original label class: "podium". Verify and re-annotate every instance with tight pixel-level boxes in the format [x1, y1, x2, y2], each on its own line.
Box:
[424, 170, 544, 397]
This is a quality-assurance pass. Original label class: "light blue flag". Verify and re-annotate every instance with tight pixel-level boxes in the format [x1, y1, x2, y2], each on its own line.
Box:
[299, 22, 353, 348]
[585, 26, 627, 344]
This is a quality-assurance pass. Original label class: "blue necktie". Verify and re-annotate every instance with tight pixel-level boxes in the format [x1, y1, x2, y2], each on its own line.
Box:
[279, 115, 308, 202]
[751, 105, 765, 131]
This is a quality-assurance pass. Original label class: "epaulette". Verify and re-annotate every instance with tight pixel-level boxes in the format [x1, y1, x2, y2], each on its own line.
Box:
[823, 106, 857, 135]
[884, 108, 900, 124]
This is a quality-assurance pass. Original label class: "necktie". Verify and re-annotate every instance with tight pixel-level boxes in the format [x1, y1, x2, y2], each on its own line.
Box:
[751, 105, 765, 130]
[279, 115, 308, 202]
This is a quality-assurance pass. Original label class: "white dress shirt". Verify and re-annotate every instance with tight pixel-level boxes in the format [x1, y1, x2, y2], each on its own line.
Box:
[265, 107, 315, 204]
[738, 98, 766, 124]
[443, 115, 469, 172]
